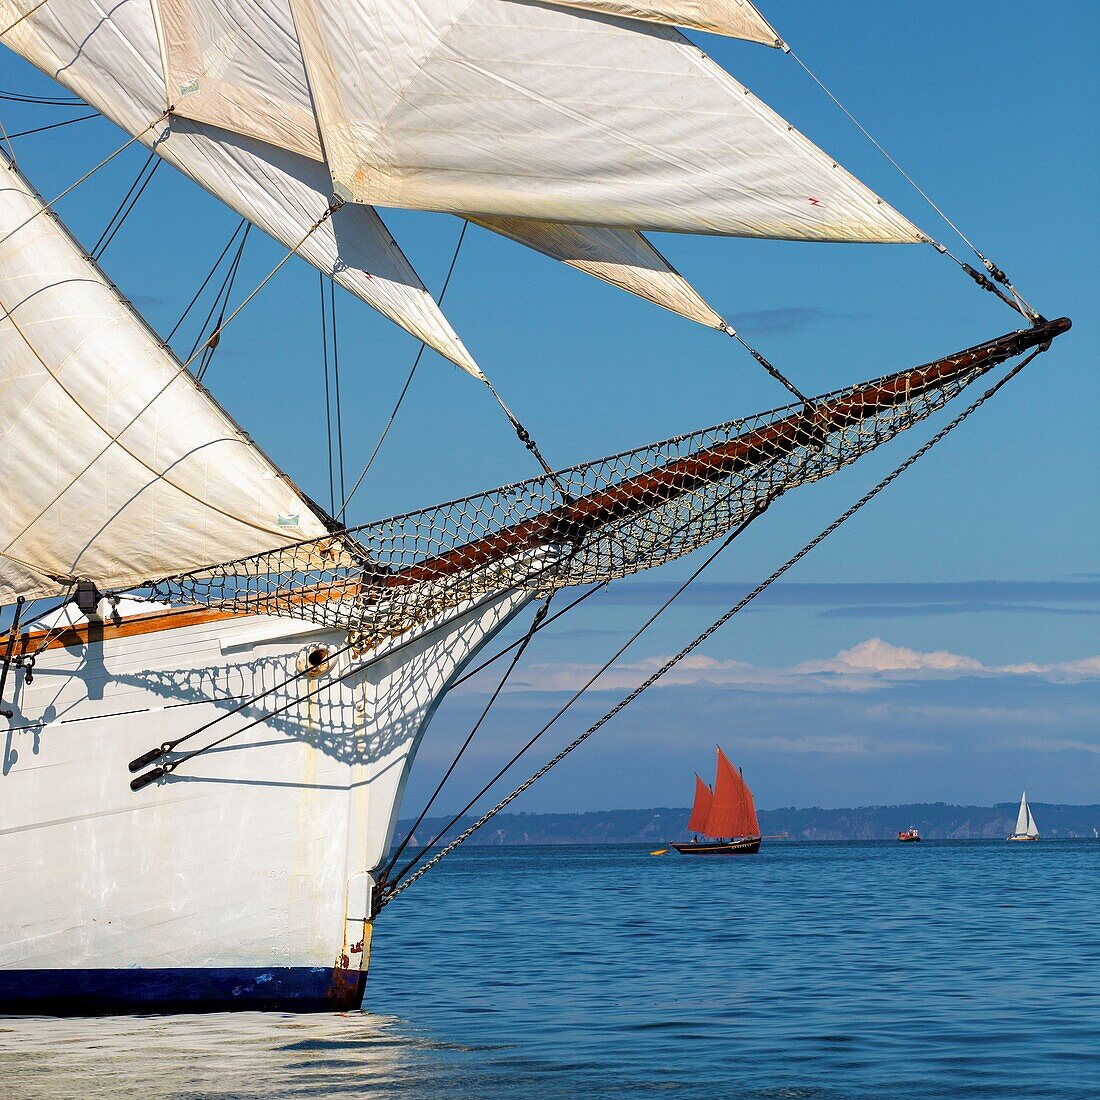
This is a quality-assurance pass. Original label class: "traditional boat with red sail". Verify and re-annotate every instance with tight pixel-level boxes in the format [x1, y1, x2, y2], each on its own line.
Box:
[673, 748, 762, 855]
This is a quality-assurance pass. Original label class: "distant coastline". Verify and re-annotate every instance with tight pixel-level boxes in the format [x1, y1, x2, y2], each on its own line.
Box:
[397, 803, 1100, 846]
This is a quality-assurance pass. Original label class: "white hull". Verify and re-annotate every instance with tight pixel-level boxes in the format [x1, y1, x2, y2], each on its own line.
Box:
[0, 592, 529, 1013]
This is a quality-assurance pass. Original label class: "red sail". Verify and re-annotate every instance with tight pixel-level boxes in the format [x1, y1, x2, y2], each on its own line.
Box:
[687, 775, 713, 833]
[704, 748, 761, 839]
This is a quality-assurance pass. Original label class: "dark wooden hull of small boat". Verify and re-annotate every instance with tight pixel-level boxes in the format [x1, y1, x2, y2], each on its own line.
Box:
[672, 838, 761, 855]
[898, 835, 921, 842]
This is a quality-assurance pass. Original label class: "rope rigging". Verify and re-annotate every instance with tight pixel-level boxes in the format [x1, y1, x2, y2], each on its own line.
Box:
[780, 43, 1042, 322]
[0, 109, 172, 250]
[191, 222, 251, 381]
[335, 218, 470, 524]
[127, 437, 794, 788]
[381, 506, 766, 898]
[377, 592, 555, 885]
[376, 341, 1050, 908]
[4, 113, 99, 140]
[0, 88, 85, 107]
[165, 218, 248, 343]
[320, 275, 347, 514]
[91, 149, 160, 261]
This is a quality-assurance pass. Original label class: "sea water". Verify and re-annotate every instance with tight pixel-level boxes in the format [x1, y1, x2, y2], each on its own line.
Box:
[1, 841, 1097, 1099]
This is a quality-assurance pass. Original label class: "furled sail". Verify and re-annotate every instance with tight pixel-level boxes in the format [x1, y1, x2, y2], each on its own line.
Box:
[543, 1, 782, 44]
[687, 775, 714, 833]
[0, 159, 331, 603]
[293, 0, 923, 241]
[0, 0, 481, 375]
[704, 748, 760, 838]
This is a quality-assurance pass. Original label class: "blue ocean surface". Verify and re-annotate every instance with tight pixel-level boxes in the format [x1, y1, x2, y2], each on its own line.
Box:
[2, 841, 1097, 1099]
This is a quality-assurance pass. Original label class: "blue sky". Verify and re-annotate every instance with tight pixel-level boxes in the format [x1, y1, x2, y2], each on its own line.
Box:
[1, 0, 1096, 810]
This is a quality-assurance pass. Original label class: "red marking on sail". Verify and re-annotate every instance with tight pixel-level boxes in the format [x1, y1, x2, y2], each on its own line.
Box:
[687, 775, 713, 833]
[704, 748, 760, 839]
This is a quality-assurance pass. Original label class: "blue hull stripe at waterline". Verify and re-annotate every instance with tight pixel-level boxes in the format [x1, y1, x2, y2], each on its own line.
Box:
[0, 966, 367, 1016]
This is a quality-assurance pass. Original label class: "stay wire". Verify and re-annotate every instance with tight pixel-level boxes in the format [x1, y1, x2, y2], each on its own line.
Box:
[91, 149, 159, 260]
[330, 280, 347, 509]
[483, 377, 570, 502]
[4, 112, 99, 139]
[378, 593, 556, 884]
[726, 327, 806, 401]
[0, 109, 172, 250]
[378, 345, 1047, 907]
[450, 582, 609, 689]
[166, 218, 247, 343]
[383, 506, 766, 895]
[131, 450, 752, 786]
[320, 271, 336, 514]
[784, 46, 1040, 320]
[193, 223, 251, 382]
[0, 89, 85, 107]
[335, 219, 469, 524]
[129, 546, 584, 786]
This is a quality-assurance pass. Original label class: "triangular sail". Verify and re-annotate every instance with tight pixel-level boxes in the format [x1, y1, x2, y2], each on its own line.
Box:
[704, 748, 759, 839]
[687, 775, 714, 833]
[543, 1, 782, 44]
[294, 0, 923, 241]
[1014, 792, 1029, 837]
[470, 216, 728, 329]
[1026, 804, 1039, 838]
[0, 0, 482, 376]
[0, 159, 331, 602]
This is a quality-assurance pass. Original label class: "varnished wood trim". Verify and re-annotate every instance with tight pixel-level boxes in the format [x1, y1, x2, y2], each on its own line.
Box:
[13, 605, 244, 656]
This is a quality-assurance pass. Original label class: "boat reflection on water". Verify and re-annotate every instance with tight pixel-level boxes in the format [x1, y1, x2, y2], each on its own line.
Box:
[0, 1011, 465, 1099]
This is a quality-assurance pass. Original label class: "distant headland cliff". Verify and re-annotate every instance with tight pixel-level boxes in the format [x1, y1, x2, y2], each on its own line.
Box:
[397, 803, 1100, 846]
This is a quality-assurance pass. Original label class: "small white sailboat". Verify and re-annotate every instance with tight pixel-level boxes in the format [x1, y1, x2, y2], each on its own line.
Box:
[1007, 791, 1040, 842]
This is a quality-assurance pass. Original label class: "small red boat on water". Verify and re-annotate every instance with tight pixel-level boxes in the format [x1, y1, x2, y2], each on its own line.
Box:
[897, 828, 921, 843]
[673, 747, 761, 855]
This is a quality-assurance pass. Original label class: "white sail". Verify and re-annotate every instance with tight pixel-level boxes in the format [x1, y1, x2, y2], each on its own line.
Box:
[0, 0, 482, 376]
[293, 0, 923, 242]
[469, 216, 728, 329]
[158, 0, 324, 160]
[0, 160, 330, 602]
[1014, 791, 1029, 837]
[1026, 804, 1039, 838]
[543, 1, 781, 44]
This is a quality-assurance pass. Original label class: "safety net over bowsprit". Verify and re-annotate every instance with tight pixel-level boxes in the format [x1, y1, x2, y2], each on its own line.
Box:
[141, 324, 1058, 644]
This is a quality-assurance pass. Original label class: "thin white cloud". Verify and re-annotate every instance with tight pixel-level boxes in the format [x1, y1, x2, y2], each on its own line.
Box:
[489, 637, 1100, 696]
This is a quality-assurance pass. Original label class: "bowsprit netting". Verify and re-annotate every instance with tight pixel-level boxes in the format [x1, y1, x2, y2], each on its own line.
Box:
[141, 323, 1063, 645]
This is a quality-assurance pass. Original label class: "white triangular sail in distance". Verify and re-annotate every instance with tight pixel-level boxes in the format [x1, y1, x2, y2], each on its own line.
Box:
[0, 160, 332, 603]
[1026, 803, 1039, 838]
[542, 0, 782, 44]
[292, 0, 923, 242]
[1014, 792, 1030, 837]
[0, 0, 482, 376]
